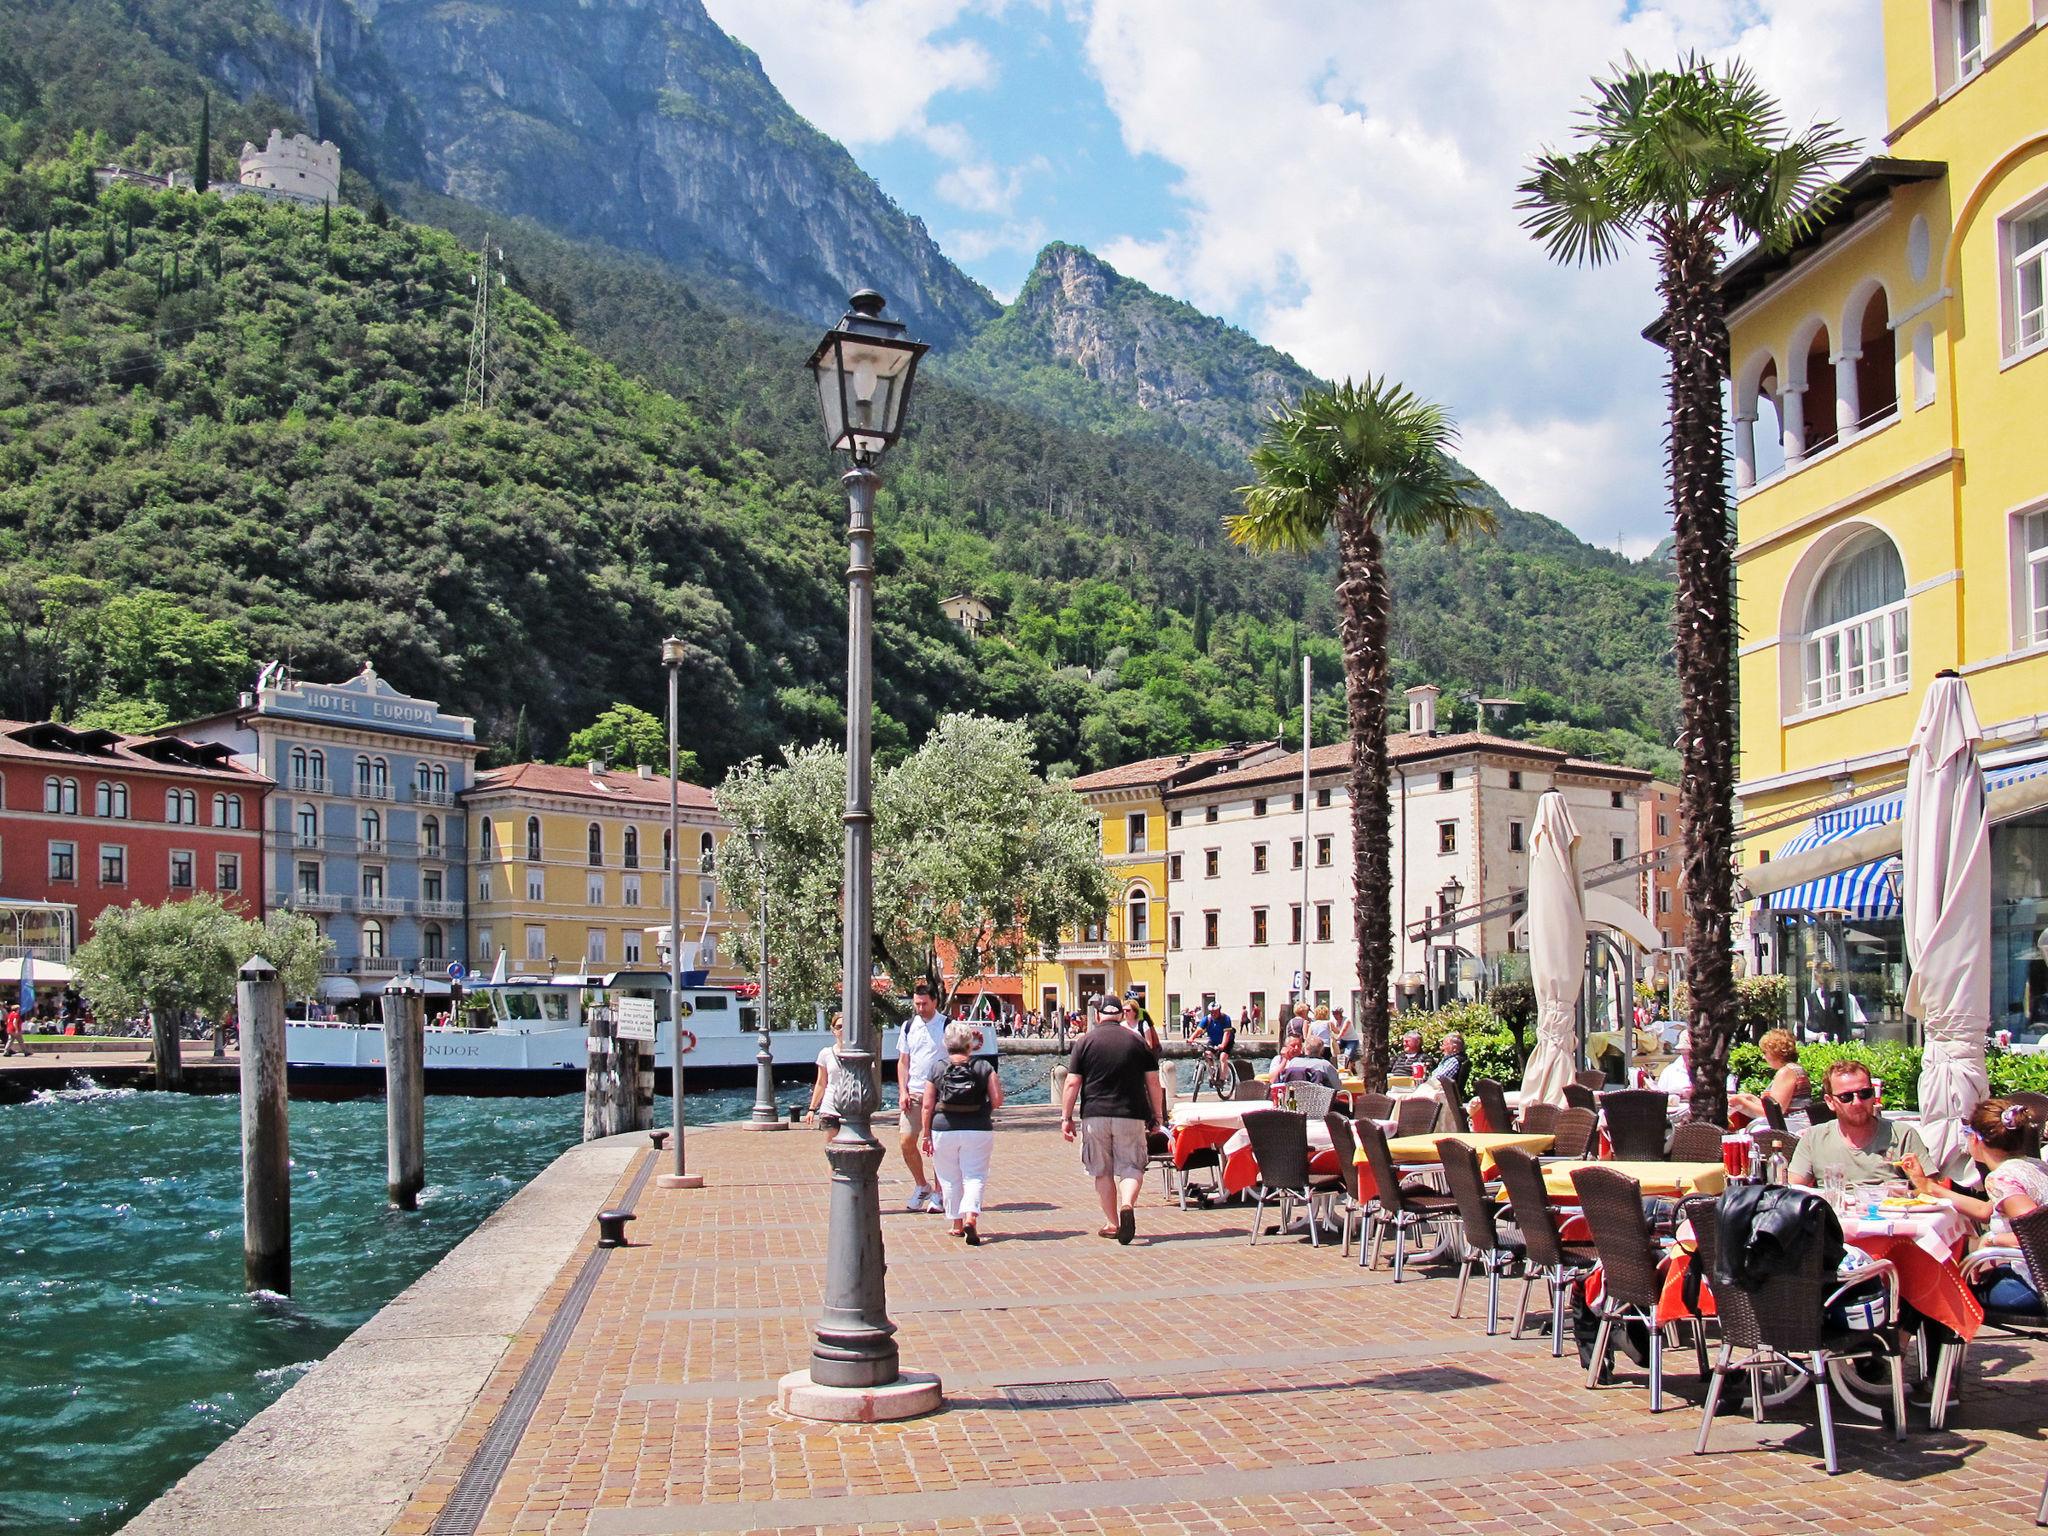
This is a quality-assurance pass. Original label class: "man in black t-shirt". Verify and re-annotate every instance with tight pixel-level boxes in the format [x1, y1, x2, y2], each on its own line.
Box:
[1060, 995, 1163, 1245]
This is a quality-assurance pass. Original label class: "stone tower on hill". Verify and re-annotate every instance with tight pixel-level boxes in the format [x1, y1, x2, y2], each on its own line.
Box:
[238, 129, 341, 205]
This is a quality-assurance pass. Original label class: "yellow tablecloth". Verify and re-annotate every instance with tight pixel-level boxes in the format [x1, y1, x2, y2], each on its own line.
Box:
[1539, 1160, 1727, 1201]
[1255, 1073, 1367, 1095]
[1363, 1131, 1554, 1174]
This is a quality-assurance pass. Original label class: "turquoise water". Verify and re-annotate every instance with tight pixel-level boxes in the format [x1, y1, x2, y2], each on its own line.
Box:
[0, 1063, 1057, 1534]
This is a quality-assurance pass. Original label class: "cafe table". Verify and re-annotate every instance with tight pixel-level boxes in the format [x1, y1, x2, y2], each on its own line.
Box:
[1254, 1072, 1368, 1096]
[1538, 1159, 1727, 1202]
[1375, 1131, 1554, 1175]
[1168, 1100, 1352, 1195]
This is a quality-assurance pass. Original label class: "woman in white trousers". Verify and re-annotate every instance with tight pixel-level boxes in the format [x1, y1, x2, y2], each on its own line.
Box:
[920, 1020, 1004, 1243]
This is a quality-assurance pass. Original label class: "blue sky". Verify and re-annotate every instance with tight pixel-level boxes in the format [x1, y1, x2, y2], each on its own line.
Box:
[704, 1, 1887, 554]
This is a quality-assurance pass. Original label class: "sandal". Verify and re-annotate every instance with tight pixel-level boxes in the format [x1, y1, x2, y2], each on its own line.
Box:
[963, 1223, 979, 1246]
[1097, 1225, 1120, 1238]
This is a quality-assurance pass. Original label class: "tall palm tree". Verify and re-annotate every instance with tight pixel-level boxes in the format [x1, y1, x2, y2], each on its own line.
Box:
[1518, 57, 1855, 1123]
[1230, 378, 1490, 1091]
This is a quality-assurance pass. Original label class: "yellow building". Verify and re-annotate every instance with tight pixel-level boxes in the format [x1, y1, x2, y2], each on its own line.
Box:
[463, 761, 739, 981]
[1728, 0, 2048, 1042]
[1024, 744, 1279, 1024]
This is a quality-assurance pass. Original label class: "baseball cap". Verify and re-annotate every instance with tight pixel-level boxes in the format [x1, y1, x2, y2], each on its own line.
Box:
[1097, 996, 1123, 1017]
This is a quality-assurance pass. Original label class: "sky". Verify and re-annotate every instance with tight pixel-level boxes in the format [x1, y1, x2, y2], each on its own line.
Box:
[700, 1, 1889, 556]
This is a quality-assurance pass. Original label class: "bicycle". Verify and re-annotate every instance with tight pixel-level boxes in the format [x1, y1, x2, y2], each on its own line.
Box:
[1188, 1048, 1241, 1101]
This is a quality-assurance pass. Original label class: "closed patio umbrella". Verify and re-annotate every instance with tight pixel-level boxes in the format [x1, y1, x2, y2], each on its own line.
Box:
[1902, 671, 1992, 1175]
[1519, 790, 1584, 1107]
[0, 957, 76, 986]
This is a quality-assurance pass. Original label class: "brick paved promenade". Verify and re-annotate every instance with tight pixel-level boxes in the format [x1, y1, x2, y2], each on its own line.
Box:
[389, 1103, 2044, 1535]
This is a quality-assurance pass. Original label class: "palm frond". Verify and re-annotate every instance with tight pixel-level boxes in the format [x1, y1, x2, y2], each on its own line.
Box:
[1742, 122, 1861, 251]
[1516, 147, 1630, 266]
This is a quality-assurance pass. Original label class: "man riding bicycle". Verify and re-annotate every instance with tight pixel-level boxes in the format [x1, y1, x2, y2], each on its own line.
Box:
[1193, 1004, 1236, 1089]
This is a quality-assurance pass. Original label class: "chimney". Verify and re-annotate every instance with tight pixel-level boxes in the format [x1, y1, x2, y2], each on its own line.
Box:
[636, 764, 652, 780]
[1406, 684, 1440, 738]
[587, 757, 606, 776]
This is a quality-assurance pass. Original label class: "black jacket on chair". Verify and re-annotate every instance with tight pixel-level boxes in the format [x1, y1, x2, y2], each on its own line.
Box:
[1710, 1183, 1843, 1288]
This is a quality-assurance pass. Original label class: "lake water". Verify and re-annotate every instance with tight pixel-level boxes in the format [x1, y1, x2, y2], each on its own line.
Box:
[0, 1059, 1058, 1533]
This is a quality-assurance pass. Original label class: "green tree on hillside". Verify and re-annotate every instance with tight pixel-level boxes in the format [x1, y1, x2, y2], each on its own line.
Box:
[1230, 379, 1492, 1092]
[192, 90, 209, 193]
[560, 703, 696, 778]
[1518, 56, 1854, 1122]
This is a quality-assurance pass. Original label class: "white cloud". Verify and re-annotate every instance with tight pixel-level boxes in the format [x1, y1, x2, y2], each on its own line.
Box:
[1073, 0, 1886, 545]
[703, 0, 1044, 217]
[941, 216, 1050, 265]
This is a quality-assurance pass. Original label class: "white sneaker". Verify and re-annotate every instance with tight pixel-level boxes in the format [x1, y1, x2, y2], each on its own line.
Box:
[905, 1188, 931, 1212]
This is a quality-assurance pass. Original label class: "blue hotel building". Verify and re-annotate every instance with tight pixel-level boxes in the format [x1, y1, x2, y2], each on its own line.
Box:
[182, 664, 480, 1012]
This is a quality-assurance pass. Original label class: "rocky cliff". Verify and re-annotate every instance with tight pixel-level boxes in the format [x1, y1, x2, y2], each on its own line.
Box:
[234, 0, 997, 345]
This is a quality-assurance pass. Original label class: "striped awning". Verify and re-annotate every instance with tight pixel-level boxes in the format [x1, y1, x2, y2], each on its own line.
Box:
[1762, 754, 2048, 919]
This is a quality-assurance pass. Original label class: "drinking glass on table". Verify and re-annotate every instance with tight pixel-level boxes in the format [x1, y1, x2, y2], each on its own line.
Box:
[1821, 1166, 1846, 1213]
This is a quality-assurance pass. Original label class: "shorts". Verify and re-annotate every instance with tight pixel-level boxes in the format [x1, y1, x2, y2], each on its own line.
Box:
[899, 1093, 923, 1135]
[1080, 1116, 1148, 1180]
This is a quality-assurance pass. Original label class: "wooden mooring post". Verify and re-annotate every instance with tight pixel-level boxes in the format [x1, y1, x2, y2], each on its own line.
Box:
[238, 956, 289, 1295]
[381, 980, 426, 1209]
[583, 1004, 651, 1141]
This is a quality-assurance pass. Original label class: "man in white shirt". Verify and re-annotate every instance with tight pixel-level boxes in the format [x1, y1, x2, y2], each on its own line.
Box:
[1656, 1031, 1694, 1114]
[896, 981, 951, 1212]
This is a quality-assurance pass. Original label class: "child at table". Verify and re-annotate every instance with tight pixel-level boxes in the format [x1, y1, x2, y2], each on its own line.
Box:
[1902, 1098, 2048, 1313]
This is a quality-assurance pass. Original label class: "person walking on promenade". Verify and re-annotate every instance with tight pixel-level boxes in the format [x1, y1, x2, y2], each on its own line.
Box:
[1060, 994, 1163, 1244]
[2, 1002, 23, 1056]
[806, 1013, 847, 1131]
[920, 1021, 1004, 1243]
[896, 981, 950, 1212]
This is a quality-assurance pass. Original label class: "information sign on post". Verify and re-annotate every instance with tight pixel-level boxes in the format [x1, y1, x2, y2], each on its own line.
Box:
[616, 997, 658, 1042]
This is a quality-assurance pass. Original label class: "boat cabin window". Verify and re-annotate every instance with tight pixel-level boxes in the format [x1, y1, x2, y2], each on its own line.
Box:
[689, 993, 729, 1011]
[540, 991, 573, 1023]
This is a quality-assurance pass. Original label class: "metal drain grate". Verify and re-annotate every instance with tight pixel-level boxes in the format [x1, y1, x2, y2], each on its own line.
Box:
[1000, 1379, 1125, 1406]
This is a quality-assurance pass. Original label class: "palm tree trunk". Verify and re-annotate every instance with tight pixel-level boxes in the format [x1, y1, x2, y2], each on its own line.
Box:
[1657, 214, 1739, 1126]
[1335, 503, 1395, 1092]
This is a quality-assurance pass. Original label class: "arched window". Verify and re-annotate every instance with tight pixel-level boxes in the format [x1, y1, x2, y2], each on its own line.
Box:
[306, 749, 325, 785]
[432, 764, 448, 793]
[213, 792, 242, 828]
[362, 919, 385, 960]
[361, 809, 382, 849]
[43, 777, 60, 813]
[699, 832, 716, 874]
[1732, 349, 1787, 488]
[1125, 884, 1151, 946]
[61, 778, 78, 815]
[1851, 285, 1896, 427]
[371, 757, 389, 791]
[422, 922, 444, 961]
[416, 762, 432, 794]
[588, 822, 603, 866]
[662, 829, 672, 871]
[355, 756, 371, 794]
[289, 747, 308, 784]
[296, 803, 319, 845]
[1803, 531, 1908, 710]
[480, 817, 496, 858]
[526, 816, 541, 862]
[1796, 321, 1834, 456]
[166, 789, 195, 824]
[623, 826, 639, 869]
[95, 781, 129, 818]
[422, 815, 440, 854]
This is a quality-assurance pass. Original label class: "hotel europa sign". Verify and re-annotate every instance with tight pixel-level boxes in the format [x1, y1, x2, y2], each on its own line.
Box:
[255, 663, 476, 743]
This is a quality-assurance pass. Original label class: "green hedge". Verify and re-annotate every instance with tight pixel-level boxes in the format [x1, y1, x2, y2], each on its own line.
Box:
[1730, 1038, 2048, 1112]
[1398, 1002, 1520, 1088]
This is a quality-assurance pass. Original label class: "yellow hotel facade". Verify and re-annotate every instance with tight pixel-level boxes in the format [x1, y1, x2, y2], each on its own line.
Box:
[463, 760, 740, 982]
[1728, 0, 2048, 1042]
[1024, 743, 1279, 1024]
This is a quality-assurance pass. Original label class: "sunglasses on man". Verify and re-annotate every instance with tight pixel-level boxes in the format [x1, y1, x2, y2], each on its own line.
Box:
[1828, 1085, 1879, 1103]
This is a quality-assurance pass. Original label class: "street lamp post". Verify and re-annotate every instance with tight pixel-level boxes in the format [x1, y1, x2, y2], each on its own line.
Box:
[657, 635, 703, 1190]
[778, 289, 939, 1422]
[746, 823, 782, 1129]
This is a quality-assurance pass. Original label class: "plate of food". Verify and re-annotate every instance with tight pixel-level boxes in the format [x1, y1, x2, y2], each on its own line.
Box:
[1875, 1195, 1944, 1213]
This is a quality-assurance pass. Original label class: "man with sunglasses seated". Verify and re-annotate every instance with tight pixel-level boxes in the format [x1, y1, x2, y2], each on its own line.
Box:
[1788, 1060, 1930, 1192]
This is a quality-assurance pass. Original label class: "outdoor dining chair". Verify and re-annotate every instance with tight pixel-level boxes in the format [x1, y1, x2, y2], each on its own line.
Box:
[1693, 1198, 1905, 1474]
[1518, 1101, 1560, 1137]
[1943, 1204, 2048, 1431]
[1668, 1121, 1727, 1163]
[1563, 1082, 1599, 1114]
[1572, 1165, 1696, 1413]
[1603, 1089, 1672, 1161]
[1473, 1078, 1513, 1135]
[1394, 1097, 1439, 1137]
[1275, 1081, 1336, 1121]
[1546, 1106, 1599, 1161]
[1749, 1128, 1800, 1170]
[1241, 1109, 1342, 1248]
[1353, 1092, 1396, 1123]
[1355, 1117, 1457, 1280]
[1325, 1113, 1370, 1257]
[1440, 1137, 1524, 1335]
[1439, 1090, 1472, 1135]
[1761, 1096, 1788, 1132]
[1493, 1145, 1598, 1356]
[1574, 1069, 1608, 1092]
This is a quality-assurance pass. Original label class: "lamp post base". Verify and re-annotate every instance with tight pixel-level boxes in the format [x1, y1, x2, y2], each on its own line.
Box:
[777, 1368, 942, 1423]
[656, 1172, 706, 1189]
[742, 1119, 789, 1131]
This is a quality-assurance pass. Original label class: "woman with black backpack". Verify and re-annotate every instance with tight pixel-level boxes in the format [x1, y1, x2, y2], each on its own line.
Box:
[919, 1021, 1004, 1244]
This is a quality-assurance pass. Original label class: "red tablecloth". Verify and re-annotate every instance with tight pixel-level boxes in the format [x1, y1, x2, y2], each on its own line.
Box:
[1653, 1234, 1983, 1341]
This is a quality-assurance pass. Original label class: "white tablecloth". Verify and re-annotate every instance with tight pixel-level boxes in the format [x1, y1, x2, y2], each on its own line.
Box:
[1841, 1206, 1973, 1264]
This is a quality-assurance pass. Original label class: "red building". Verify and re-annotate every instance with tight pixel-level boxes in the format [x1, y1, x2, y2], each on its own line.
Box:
[0, 721, 273, 943]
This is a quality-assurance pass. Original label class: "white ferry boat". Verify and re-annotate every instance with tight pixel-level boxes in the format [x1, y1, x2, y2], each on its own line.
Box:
[285, 968, 996, 1095]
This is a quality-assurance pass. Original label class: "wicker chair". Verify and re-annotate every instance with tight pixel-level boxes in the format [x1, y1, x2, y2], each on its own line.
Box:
[1494, 1145, 1599, 1355]
[1356, 1117, 1457, 1279]
[1693, 1198, 1904, 1473]
[1563, 1082, 1599, 1114]
[1668, 1121, 1727, 1164]
[1394, 1096, 1439, 1137]
[1518, 1101, 1560, 1137]
[1750, 1128, 1801, 1172]
[1603, 1089, 1672, 1161]
[1761, 1095, 1788, 1132]
[1547, 1106, 1599, 1161]
[1941, 1204, 2048, 1431]
[1572, 1165, 1694, 1412]
[1473, 1078, 1514, 1136]
[1241, 1109, 1341, 1248]
[1439, 1090, 1472, 1135]
[1273, 1080, 1336, 1121]
[1324, 1113, 1372, 1257]
[1575, 1069, 1608, 1091]
[1231, 1072, 1271, 1101]
[1440, 1137, 1525, 1334]
[1353, 1092, 1396, 1123]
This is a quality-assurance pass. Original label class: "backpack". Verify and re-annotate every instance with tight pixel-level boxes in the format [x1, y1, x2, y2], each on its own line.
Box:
[937, 1058, 987, 1115]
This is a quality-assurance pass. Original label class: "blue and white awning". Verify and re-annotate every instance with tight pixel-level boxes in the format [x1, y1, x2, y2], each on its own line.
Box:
[1761, 754, 2048, 920]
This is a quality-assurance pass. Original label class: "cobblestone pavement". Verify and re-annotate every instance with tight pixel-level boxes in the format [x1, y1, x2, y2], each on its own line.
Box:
[392, 1103, 2047, 1535]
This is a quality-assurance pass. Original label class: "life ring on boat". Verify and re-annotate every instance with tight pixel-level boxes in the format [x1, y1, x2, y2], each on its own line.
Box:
[677, 1029, 698, 1054]
[970, 1027, 987, 1053]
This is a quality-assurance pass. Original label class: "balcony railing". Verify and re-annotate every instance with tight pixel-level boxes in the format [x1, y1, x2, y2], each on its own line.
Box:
[290, 775, 330, 795]
[358, 896, 409, 916]
[417, 899, 464, 918]
[359, 838, 386, 854]
[285, 891, 349, 912]
[353, 780, 393, 802]
[410, 786, 456, 807]
[321, 955, 413, 977]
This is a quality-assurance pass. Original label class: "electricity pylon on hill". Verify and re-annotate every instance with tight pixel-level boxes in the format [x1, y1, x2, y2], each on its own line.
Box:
[463, 235, 505, 410]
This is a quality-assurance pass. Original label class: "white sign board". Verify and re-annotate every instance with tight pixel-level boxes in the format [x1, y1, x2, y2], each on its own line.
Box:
[616, 997, 658, 1042]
